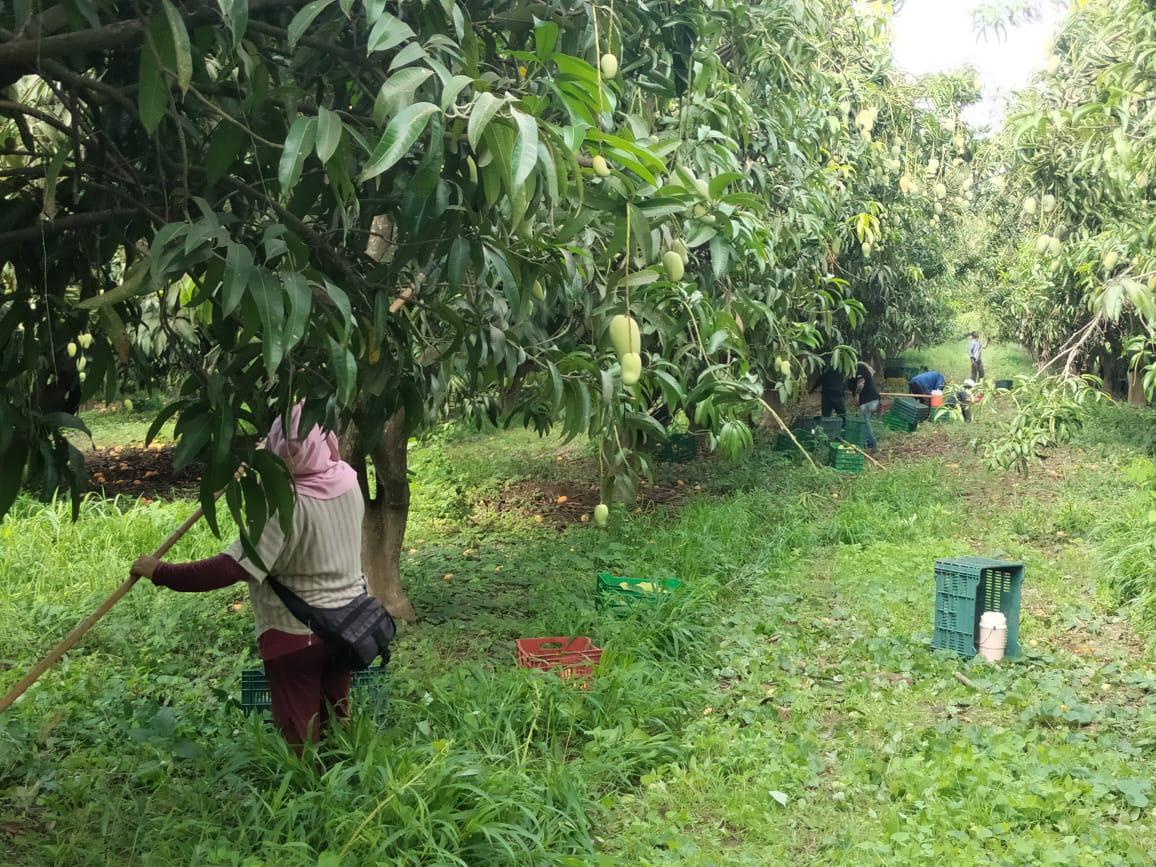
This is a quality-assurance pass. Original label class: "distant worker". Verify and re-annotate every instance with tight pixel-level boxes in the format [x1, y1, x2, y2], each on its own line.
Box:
[908, 369, 945, 396]
[968, 332, 986, 381]
[958, 379, 976, 422]
[847, 361, 880, 449]
[811, 363, 847, 418]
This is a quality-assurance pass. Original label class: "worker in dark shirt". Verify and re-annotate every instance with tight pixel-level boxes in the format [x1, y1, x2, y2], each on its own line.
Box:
[812, 364, 847, 418]
[847, 361, 880, 449]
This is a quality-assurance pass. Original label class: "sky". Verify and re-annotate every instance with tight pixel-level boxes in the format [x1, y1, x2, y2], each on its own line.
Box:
[891, 0, 1065, 129]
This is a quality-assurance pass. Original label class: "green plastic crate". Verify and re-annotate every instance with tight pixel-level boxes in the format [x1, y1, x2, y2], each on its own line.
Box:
[653, 432, 699, 464]
[827, 442, 864, 473]
[883, 412, 918, 433]
[842, 417, 868, 446]
[596, 572, 681, 611]
[819, 416, 844, 438]
[892, 396, 931, 422]
[240, 665, 388, 714]
[883, 363, 905, 379]
[901, 365, 921, 380]
[931, 557, 1024, 658]
[776, 429, 820, 452]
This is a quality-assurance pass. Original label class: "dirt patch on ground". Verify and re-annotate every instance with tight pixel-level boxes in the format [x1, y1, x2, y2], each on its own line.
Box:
[490, 478, 699, 527]
[83, 444, 200, 500]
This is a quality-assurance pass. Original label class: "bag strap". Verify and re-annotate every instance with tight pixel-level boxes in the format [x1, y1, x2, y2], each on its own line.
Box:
[266, 575, 320, 632]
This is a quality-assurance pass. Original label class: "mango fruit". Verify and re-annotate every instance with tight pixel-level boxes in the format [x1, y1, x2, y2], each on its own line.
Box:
[663, 250, 685, 282]
[592, 155, 611, 177]
[600, 53, 619, 79]
[609, 314, 641, 357]
[594, 503, 609, 527]
[621, 352, 642, 386]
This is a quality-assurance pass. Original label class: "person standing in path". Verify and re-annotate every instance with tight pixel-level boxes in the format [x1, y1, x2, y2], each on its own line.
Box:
[812, 364, 847, 418]
[908, 369, 945, 396]
[969, 332, 986, 381]
[131, 406, 370, 752]
[848, 361, 880, 449]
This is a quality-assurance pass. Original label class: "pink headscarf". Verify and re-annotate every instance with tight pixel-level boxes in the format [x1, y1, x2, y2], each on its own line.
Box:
[265, 404, 358, 500]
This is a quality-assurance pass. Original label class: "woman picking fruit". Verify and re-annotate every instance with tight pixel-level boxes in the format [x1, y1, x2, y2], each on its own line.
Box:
[131, 406, 377, 752]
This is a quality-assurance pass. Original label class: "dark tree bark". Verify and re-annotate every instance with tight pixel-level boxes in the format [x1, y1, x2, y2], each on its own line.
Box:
[1127, 367, 1147, 408]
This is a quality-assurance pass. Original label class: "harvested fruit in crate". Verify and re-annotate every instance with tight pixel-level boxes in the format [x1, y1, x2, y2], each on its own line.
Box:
[595, 572, 682, 610]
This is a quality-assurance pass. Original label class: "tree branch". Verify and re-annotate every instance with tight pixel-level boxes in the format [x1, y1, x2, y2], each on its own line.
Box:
[0, 208, 141, 245]
[221, 175, 371, 296]
[0, 0, 314, 69]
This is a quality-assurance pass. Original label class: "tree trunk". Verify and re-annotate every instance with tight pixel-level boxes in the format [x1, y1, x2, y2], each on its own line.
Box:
[362, 409, 417, 622]
[1127, 367, 1147, 408]
[1100, 353, 1120, 397]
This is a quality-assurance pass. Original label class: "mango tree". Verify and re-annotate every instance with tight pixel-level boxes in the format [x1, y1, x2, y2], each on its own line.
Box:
[979, 0, 1156, 404]
[0, 0, 973, 616]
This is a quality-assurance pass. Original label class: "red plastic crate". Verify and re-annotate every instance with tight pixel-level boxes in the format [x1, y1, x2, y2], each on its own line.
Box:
[515, 637, 603, 686]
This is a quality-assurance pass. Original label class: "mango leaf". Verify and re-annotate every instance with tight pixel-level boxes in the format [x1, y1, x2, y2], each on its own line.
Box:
[279, 115, 317, 194]
[252, 450, 296, 534]
[534, 21, 559, 61]
[205, 121, 245, 184]
[619, 268, 659, 287]
[510, 108, 538, 188]
[222, 242, 252, 315]
[41, 144, 69, 219]
[360, 102, 439, 181]
[138, 18, 169, 133]
[440, 74, 473, 111]
[468, 92, 503, 151]
[367, 12, 414, 54]
[389, 42, 426, 71]
[172, 411, 212, 470]
[216, 0, 249, 44]
[329, 337, 357, 405]
[160, 0, 192, 93]
[281, 270, 312, 352]
[320, 278, 353, 337]
[75, 260, 149, 310]
[316, 106, 343, 164]
[288, 0, 336, 49]
[249, 268, 286, 373]
[373, 67, 434, 124]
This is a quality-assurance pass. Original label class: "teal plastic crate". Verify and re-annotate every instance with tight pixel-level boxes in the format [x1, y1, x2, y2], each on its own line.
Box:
[842, 417, 868, 446]
[884, 412, 918, 433]
[892, 396, 931, 422]
[240, 665, 388, 714]
[931, 558, 1024, 658]
[596, 572, 681, 611]
[654, 432, 699, 463]
[827, 442, 864, 473]
[995, 379, 1013, 390]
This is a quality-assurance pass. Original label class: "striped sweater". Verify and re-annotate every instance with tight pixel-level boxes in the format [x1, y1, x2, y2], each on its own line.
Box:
[227, 486, 367, 637]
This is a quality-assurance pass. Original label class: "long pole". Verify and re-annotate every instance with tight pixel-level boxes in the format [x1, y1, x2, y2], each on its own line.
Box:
[0, 495, 219, 715]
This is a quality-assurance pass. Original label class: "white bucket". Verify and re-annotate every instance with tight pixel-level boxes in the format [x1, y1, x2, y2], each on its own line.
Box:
[977, 611, 1008, 662]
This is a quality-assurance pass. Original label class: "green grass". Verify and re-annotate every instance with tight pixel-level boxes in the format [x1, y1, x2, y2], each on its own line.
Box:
[3, 400, 1156, 864]
[896, 339, 1036, 384]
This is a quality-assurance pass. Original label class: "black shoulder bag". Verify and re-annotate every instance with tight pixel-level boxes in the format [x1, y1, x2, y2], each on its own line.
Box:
[266, 577, 396, 670]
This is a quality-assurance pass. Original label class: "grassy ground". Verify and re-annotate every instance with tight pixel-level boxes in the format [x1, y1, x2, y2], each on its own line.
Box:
[2, 391, 1156, 863]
